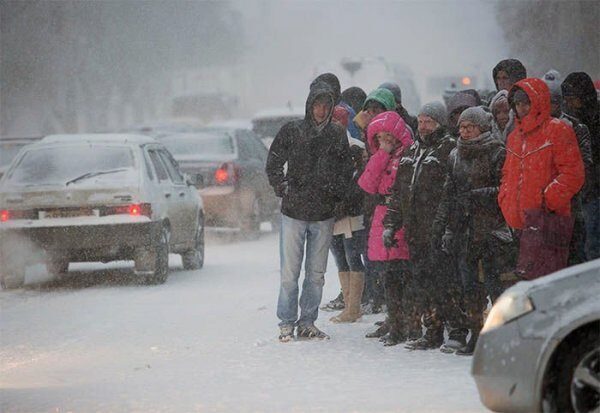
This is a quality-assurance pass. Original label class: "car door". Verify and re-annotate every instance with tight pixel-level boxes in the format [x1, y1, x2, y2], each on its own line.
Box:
[147, 148, 183, 245]
[157, 149, 198, 246]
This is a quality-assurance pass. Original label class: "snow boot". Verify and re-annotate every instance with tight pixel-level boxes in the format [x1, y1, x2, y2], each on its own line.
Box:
[405, 327, 443, 350]
[380, 331, 407, 347]
[278, 325, 295, 343]
[329, 271, 351, 321]
[366, 321, 389, 338]
[440, 328, 468, 354]
[331, 272, 364, 323]
[456, 331, 479, 356]
[296, 324, 330, 340]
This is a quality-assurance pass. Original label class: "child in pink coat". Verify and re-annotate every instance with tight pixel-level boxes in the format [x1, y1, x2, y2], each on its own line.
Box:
[358, 111, 413, 346]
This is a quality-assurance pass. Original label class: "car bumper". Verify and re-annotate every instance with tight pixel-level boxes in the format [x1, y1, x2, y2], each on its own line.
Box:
[472, 319, 544, 413]
[0, 216, 161, 252]
[199, 187, 241, 227]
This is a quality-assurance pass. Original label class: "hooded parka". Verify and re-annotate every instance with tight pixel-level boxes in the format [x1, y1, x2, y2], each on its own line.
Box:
[498, 78, 585, 229]
[358, 111, 413, 261]
[266, 81, 353, 221]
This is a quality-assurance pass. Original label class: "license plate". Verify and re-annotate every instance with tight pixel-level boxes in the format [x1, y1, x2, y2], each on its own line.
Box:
[43, 208, 95, 218]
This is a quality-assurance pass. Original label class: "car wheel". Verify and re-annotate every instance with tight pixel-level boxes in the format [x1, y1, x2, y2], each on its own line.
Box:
[554, 329, 600, 413]
[46, 253, 69, 278]
[182, 215, 205, 270]
[136, 226, 169, 285]
[0, 254, 26, 289]
[240, 194, 260, 240]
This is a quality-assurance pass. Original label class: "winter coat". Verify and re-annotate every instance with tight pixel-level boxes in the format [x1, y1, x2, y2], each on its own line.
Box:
[560, 113, 594, 202]
[492, 59, 527, 91]
[358, 111, 413, 261]
[266, 81, 353, 221]
[385, 127, 456, 248]
[562, 72, 600, 201]
[498, 78, 585, 230]
[439, 132, 511, 248]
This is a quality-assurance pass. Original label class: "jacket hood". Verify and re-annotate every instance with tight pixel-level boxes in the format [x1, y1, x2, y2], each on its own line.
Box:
[366, 111, 412, 154]
[492, 59, 527, 90]
[363, 88, 396, 111]
[509, 77, 551, 133]
[561, 72, 600, 122]
[310, 73, 341, 105]
[305, 81, 335, 131]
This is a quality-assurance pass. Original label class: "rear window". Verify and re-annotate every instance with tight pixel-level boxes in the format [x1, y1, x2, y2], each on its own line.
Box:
[162, 134, 234, 156]
[252, 116, 300, 139]
[7, 144, 135, 185]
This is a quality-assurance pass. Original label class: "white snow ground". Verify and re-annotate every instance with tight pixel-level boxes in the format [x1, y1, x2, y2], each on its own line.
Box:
[0, 231, 486, 413]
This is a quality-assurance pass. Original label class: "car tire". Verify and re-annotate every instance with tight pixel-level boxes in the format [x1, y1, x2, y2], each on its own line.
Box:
[46, 253, 69, 278]
[240, 194, 260, 240]
[182, 214, 205, 270]
[554, 328, 600, 413]
[0, 254, 26, 289]
[136, 226, 169, 285]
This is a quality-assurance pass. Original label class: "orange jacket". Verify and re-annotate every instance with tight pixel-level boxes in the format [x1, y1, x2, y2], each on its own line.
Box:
[498, 78, 584, 229]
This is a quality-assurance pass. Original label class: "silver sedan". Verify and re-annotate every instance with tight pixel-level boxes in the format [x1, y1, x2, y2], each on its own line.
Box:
[472, 259, 600, 413]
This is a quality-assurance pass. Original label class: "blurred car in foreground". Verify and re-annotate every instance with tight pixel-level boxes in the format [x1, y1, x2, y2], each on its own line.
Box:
[251, 107, 304, 148]
[472, 259, 600, 413]
[0, 137, 41, 180]
[161, 130, 278, 238]
[0, 134, 205, 289]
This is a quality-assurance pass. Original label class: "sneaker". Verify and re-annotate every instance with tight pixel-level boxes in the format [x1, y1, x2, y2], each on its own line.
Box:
[320, 291, 345, 311]
[278, 325, 295, 343]
[440, 328, 468, 354]
[366, 322, 389, 338]
[456, 333, 478, 356]
[296, 324, 330, 340]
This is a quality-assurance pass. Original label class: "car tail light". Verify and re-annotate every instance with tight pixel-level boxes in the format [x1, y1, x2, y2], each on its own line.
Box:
[102, 203, 152, 218]
[214, 162, 239, 185]
[0, 209, 36, 221]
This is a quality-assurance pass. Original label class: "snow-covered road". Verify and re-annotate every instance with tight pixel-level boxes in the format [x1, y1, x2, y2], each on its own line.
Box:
[1, 231, 486, 413]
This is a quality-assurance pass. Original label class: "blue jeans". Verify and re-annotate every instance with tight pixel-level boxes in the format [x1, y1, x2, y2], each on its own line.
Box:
[583, 197, 600, 260]
[330, 230, 366, 272]
[277, 214, 335, 328]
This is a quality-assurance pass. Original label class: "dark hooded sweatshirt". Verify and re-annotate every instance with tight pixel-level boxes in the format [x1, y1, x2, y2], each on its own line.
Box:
[266, 81, 353, 221]
[492, 59, 527, 91]
[562, 72, 600, 200]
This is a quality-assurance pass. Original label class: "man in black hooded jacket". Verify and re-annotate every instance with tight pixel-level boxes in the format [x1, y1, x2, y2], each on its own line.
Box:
[266, 76, 353, 341]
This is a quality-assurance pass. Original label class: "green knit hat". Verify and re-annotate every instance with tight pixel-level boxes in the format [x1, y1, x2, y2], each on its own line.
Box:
[362, 88, 396, 111]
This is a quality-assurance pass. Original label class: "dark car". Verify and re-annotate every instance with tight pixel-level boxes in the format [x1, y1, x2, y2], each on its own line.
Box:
[161, 129, 279, 238]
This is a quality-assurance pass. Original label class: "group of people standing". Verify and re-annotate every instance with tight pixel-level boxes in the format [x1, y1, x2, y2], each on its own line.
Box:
[266, 59, 599, 355]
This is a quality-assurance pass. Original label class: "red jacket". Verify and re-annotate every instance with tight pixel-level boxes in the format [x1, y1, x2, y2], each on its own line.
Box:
[498, 78, 584, 229]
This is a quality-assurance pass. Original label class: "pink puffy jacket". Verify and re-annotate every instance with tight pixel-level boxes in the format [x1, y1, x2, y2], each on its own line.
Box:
[358, 111, 413, 261]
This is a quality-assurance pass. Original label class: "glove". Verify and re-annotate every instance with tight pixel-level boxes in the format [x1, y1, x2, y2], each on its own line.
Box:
[274, 181, 288, 198]
[382, 228, 398, 249]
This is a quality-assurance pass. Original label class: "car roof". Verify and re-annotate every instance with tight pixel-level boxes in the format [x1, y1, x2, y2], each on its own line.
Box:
[37, 134, 157, 146]
[161, 131, 232, 141]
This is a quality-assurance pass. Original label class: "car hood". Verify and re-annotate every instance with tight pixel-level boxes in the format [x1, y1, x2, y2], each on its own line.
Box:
[509, 259, 600, 313]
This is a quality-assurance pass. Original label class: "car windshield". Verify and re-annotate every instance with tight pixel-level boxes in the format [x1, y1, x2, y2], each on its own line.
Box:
[162, 134, 234, 156]
[0, 143, 27, 168]
[6, 144, 135, 185]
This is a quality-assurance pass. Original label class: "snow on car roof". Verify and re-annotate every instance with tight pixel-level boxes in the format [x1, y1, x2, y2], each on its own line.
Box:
[38, 134, 157, 146]
[252, 107, 304, 120]
[207, 119, 253, 130]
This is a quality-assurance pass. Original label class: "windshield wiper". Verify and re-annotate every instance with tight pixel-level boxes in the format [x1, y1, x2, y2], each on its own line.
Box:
[65, 168, 129, 186]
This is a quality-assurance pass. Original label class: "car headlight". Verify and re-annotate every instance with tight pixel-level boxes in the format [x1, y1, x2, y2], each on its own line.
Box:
[481, 291, 535, 333]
